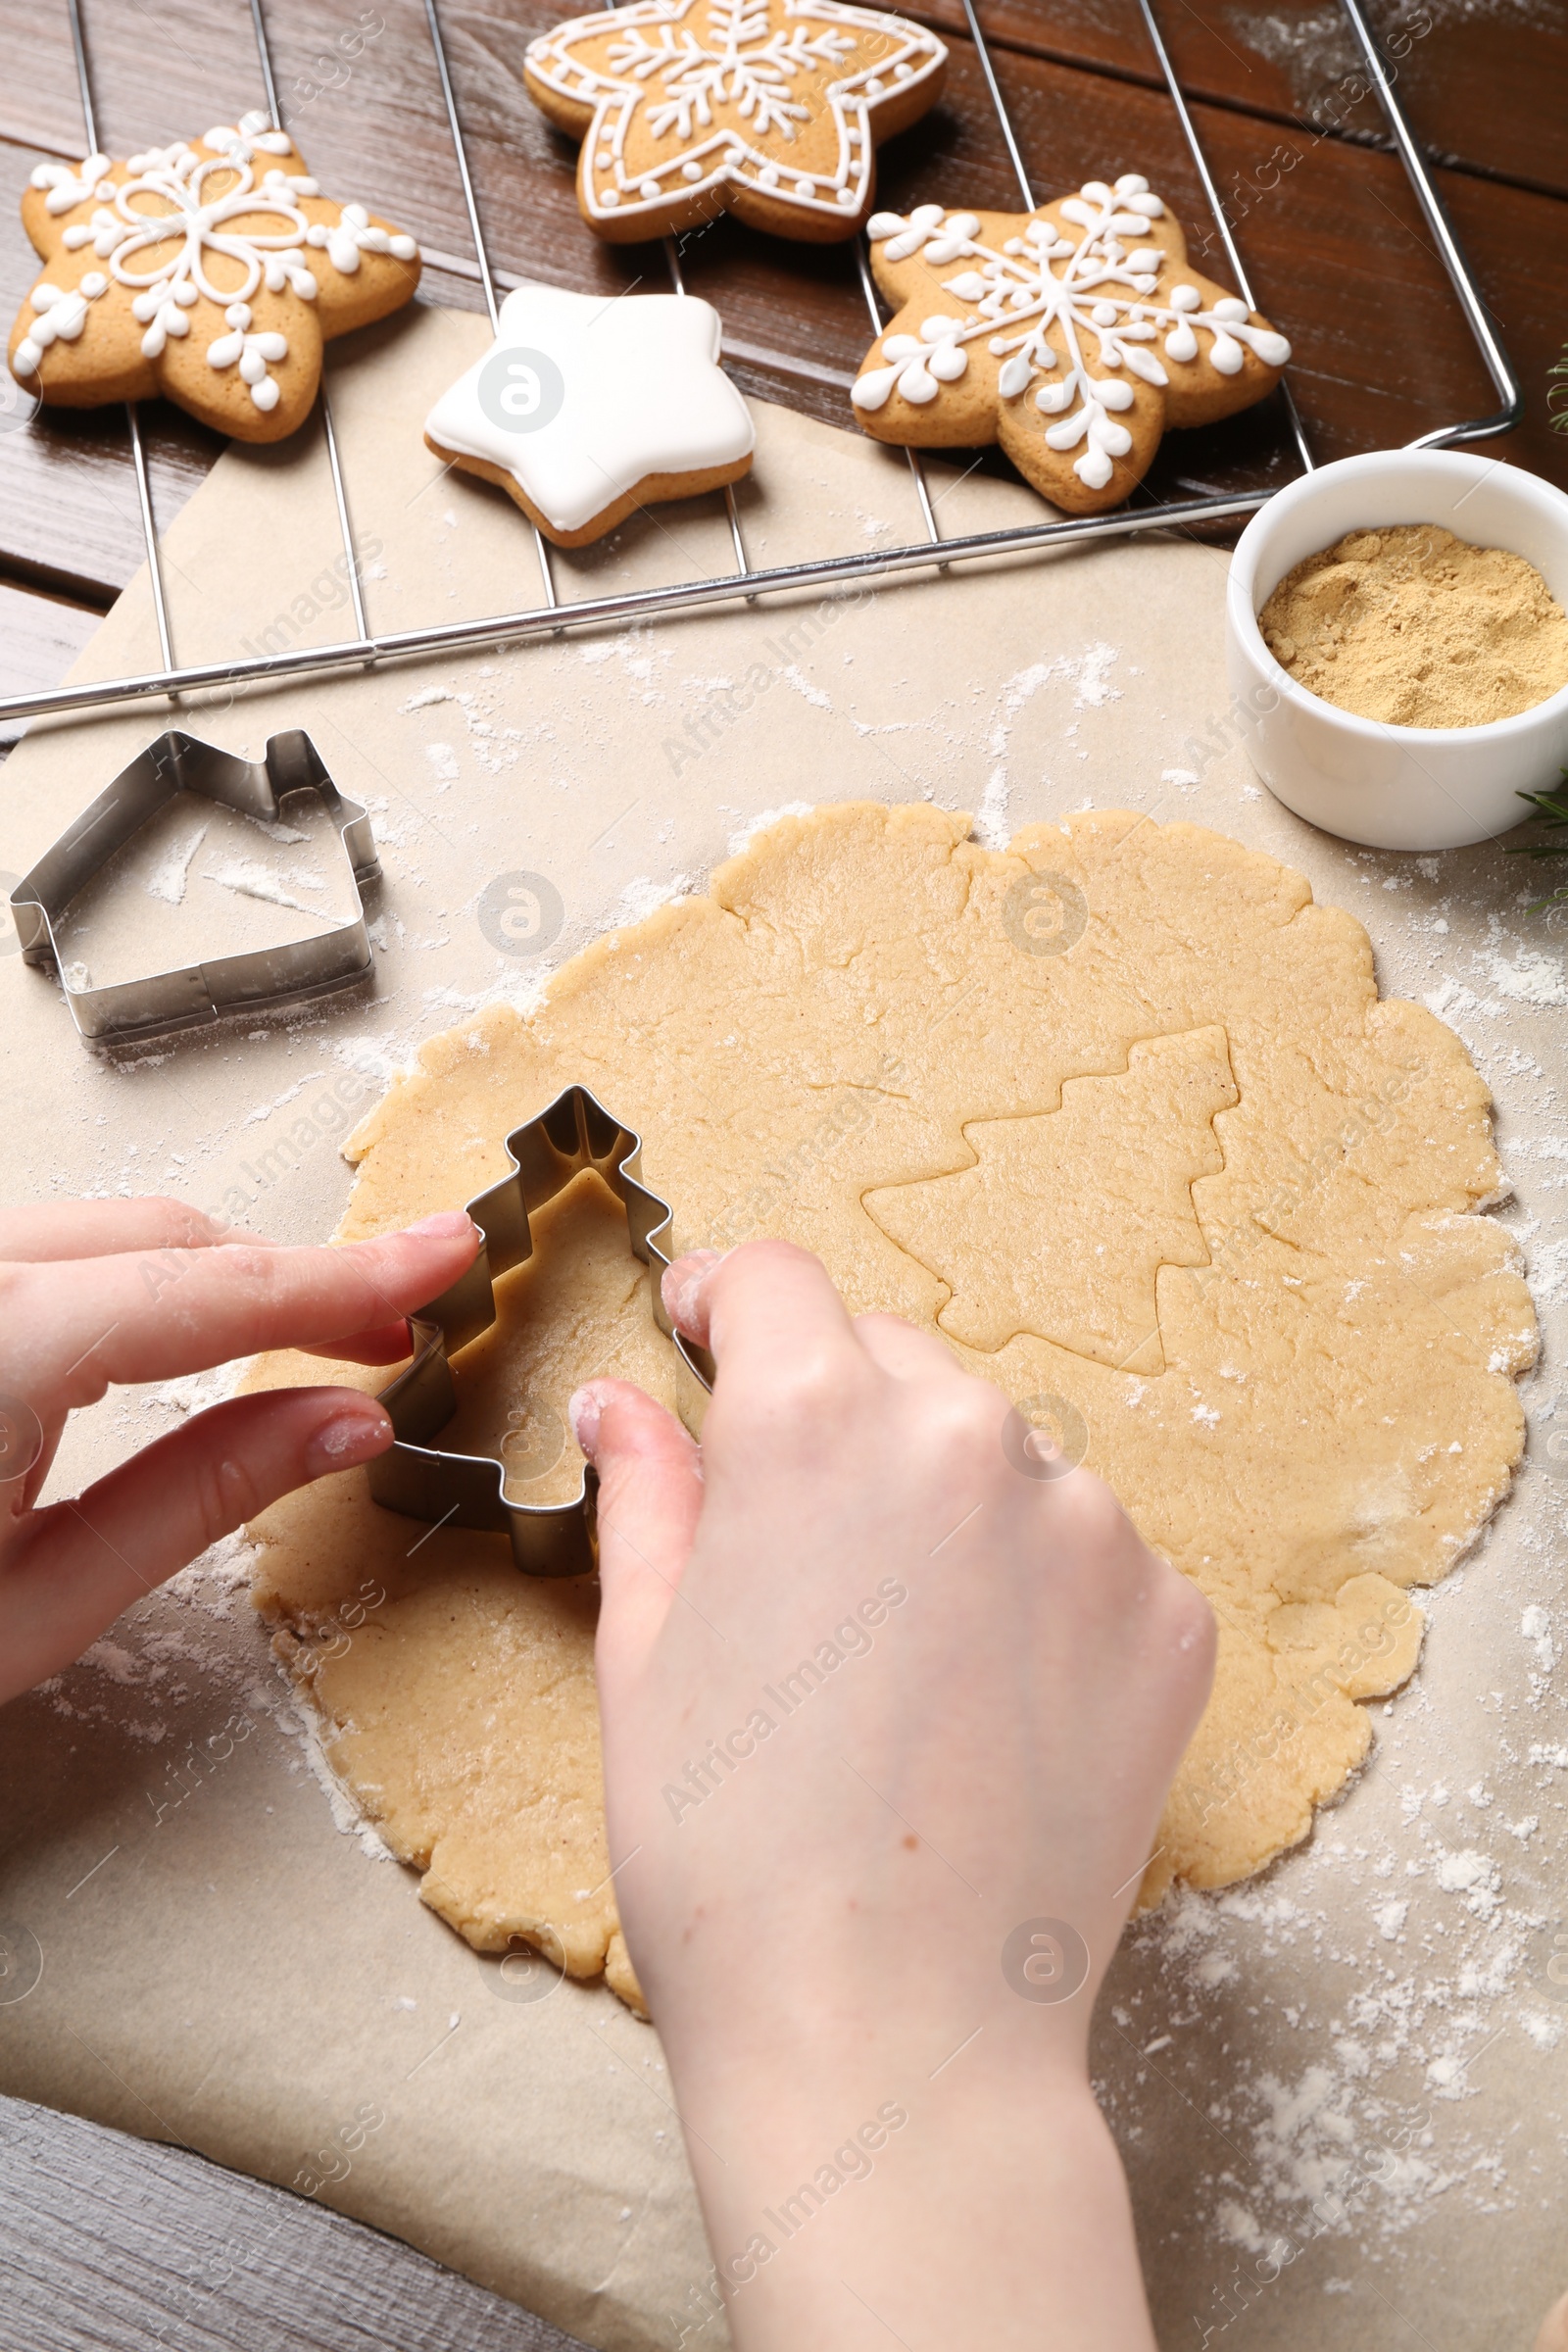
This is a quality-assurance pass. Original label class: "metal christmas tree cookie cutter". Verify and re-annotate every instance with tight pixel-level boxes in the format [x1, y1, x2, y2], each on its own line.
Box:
[367, 1085, 714, 1577]
[9, 729, 378, 1045]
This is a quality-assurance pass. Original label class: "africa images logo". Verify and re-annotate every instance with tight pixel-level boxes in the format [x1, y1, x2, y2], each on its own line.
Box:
[478, 871, 565, 958]
[476, 344, 566, 435]
[1002, 869, 1088, 958]
[1001, 1916, 1090, 2003]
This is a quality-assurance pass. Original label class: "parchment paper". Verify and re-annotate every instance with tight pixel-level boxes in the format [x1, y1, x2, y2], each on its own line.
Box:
[1, 303, 1565, 2352]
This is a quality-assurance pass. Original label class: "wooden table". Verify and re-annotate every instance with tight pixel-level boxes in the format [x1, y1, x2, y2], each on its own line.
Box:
[2, 0, 1566, 2341]
[3, 0, 1568, 730]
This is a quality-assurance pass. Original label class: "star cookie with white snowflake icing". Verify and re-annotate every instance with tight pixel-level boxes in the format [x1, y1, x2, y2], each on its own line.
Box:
[523, 0, 947, 244]
[852, 176, 1291, 514]
[424, 284, 755, 547]
[8, 112, 419, 445]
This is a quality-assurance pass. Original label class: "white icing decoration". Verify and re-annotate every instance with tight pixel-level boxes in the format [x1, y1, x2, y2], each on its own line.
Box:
[201, 110, 295, 162]
[138, 298, 193, 358]
[17, 271, 110, 365]
[859, 176, 1291, 491]
[206, 309, 290, 406]
[18, 123, 418, 412]
[851, 310, 968, 409]
[30, 155, 114, 216]
[423, 282, 755, 536]
[526, 0, 947, 223]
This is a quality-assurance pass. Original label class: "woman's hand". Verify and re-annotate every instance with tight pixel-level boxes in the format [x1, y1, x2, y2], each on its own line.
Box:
[0, 1197, 478, 1703]
[575, 1239, 1215, 2352]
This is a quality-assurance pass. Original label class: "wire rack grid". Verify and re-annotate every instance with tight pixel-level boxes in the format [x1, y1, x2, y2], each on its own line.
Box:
[0, 0, 1523, 727]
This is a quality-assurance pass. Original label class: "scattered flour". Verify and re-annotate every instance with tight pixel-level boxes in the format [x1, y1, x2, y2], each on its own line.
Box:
[975, 644, 1124, 850]
[1524, 1236, 1568, 1308]
[77, 1638, 143, 1686]
[1522, 1604, 1555, 1673]
[201, 859, 342, 921]
[1433, 1848, 1502, 1919]
[614, 874, 695, 926]
[779, 663, 831, 711]
[146, 823, 208, 906]
[271, 1676, 396, 1865]
[243, 1073, 327, 1129]
[1488, 948, 1568, 1007]
[727, 803, 812, 858]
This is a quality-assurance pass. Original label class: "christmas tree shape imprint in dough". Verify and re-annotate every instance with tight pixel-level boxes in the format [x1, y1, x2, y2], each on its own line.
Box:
[864, 1027, 1238, 1376]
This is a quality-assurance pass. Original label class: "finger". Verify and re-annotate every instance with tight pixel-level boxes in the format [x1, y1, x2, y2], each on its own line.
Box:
[0, 1389, 390, 1705]
[572, 1379, 704, 1695]
[660, 1248, 724, 1336]
[8, 1211, 479, 1405]
[1534, 2292, 1568, 2352]
[302, 1320, 417, 1367]
[0, 1197, 232, 1263]
[852, 1311, 957, 1381]
[661, 1239, 858, 1392]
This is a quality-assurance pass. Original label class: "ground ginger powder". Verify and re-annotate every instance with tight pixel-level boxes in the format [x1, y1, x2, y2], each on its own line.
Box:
[1258, 523, 1568, 727]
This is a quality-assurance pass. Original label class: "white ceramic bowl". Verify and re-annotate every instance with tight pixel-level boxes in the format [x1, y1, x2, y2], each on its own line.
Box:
[1225, 449, 1568, 850]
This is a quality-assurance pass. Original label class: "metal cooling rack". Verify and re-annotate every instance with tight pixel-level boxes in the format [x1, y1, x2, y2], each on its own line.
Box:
[0, 0, 1523, 725]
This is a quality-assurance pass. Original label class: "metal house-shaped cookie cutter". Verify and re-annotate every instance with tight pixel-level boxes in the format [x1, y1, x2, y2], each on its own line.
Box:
[368, 1085, 714, 1577]
[9, 729, 378, 1045]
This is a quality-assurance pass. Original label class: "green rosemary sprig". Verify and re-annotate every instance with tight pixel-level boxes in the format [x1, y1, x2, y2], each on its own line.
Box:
[1510, 773, 1568, 910]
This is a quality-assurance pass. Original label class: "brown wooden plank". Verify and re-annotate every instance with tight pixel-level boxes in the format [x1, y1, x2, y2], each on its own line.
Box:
[0, 580, 100, 742]
[253, 0, 1568, 486]
[0, 2092, 588, 2352]
[903, 0, 1568, 206]
[0, 137, 223, 603]
[6, 0, 1567, 208]
[0, 0, 1564, 615]
[0, 119, 482, 606]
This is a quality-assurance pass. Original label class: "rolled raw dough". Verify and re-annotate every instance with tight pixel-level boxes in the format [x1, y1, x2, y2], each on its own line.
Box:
[246, 805, 1535, 2008]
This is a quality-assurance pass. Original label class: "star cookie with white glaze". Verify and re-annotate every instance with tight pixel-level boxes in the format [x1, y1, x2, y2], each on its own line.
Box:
[852, 175, 1291, 514]
[9, 112, 420, 445]
[523, 0, 947, 245]
[423, 284, 755, 547]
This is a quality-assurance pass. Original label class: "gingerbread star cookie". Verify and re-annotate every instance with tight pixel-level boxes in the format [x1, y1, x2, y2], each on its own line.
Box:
[852, 174, 1291, 514]
[523, 0, 947, 244]
[424, 284, 755, 547]
[9, 111, 420, 444]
